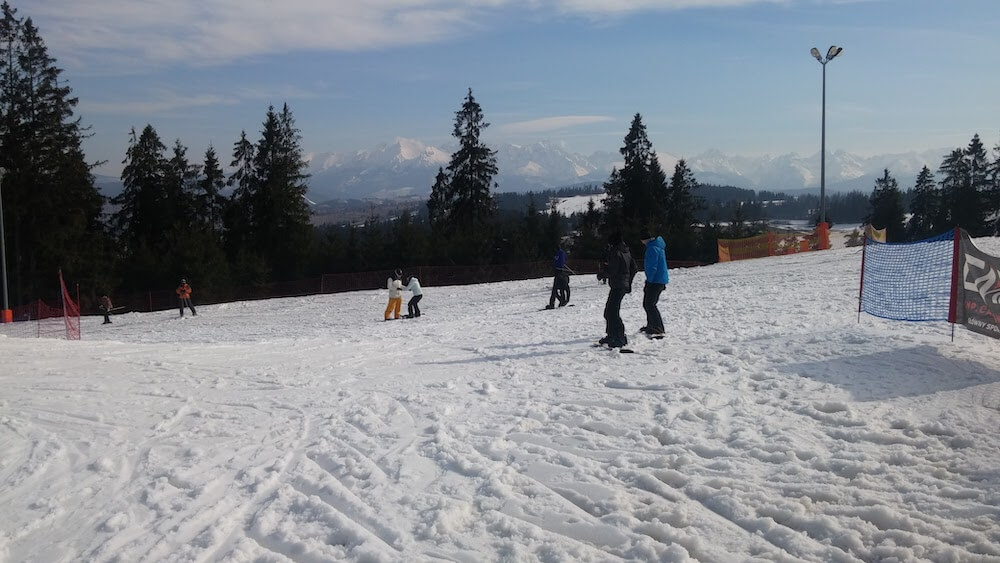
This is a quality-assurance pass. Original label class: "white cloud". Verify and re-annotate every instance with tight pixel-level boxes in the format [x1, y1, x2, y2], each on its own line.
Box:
[78, 85, 319, 115]
[501, 115, 615, 134]
[28, 0, 792, 69]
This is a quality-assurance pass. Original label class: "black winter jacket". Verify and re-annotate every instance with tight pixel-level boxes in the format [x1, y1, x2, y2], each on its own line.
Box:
[605, 243, 638, 292]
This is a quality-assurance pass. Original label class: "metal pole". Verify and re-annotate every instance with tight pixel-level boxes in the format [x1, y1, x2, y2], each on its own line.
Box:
[0, 168, 10, 318]
[820, 61, 827, 225]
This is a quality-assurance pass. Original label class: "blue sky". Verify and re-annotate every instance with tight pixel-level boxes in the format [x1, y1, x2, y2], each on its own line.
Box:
[24, 0, 1000, 177]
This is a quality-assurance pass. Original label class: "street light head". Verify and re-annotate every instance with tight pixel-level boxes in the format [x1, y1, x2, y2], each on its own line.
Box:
[810, 47, 822, 61]
[827, 45, 842, 60]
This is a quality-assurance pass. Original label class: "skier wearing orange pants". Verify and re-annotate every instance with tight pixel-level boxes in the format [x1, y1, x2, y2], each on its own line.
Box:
[384, 269, 403, 320]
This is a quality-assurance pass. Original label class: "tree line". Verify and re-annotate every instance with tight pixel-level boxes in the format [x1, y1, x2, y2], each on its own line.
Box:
[866, 134, 1000, 242]
[1, 1, 997, 312]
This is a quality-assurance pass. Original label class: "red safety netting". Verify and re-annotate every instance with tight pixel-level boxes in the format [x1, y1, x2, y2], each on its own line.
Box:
[0, 271, 80, 340]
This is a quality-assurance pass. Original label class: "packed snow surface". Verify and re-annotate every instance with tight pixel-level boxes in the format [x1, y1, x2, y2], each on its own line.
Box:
[3, 241, 1000, 562]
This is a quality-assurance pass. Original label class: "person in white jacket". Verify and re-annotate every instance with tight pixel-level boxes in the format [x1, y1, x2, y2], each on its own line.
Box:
[384, 269, 403, 320]
[403, 274, 423, 318]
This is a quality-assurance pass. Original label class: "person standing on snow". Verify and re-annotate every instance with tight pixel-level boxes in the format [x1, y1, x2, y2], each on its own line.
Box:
[99, 295, 114, 324]
[176, 278, 197, 317]
[545, 246, 571, 309]
[384, 269, 403, 321]
[639, 228, 669, 338]
[403, 274, 423, 318]
[600, 232, 638, 349]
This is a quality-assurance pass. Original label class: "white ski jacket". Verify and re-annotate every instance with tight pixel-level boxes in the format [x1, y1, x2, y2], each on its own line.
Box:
[387, 277, 403, 299]
[405, 277, 423, 296]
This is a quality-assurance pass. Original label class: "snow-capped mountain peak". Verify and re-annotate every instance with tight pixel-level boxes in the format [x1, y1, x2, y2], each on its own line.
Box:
[303, 138, 950, 203]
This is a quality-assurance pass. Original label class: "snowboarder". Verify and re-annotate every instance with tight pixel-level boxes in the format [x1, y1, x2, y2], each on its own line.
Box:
[176, 279, 197, 317]
[545, 247, 571, 309]
[99, 295, 113, 324]
[403, 274, 423, 318]
[384, 269, 403, 320]
[599, 232, 638, 349]
[640, 228, 669, 338]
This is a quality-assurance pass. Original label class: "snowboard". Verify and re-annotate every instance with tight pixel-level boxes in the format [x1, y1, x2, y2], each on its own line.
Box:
[539, 304, 575, 311]
[591, 342, 634, 353]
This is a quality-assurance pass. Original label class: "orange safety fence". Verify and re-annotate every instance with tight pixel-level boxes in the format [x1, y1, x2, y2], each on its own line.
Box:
[718, 223, 830, 262]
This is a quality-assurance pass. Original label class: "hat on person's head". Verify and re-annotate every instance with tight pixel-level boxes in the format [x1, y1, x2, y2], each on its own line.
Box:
[180, 278, 186, 283]
[394, 268, 402, 279]
[607, 231, 623, 246]
[639, 227, 652, 241]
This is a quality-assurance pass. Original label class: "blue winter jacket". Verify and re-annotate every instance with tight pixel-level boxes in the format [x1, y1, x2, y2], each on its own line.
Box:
[644, 236, 669, 285]
[553, 248, 566, 270]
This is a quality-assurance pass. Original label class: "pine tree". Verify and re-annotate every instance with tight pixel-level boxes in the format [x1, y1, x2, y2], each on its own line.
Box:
[665, 159, 704, 259]
[165, 139, 199, 229]
[198, 145, 227, 236]
[112, 125, 171, 288]
[938, 137, 991, 235]
[602, 113, 670, 246]
[573, 198, 604, 260]
[866, 169, 906, 242]
[426, 88, 498, 263]
[906, 165, 940, 240]
[251, 104, 312, 280]
[0, 3, 105, 303]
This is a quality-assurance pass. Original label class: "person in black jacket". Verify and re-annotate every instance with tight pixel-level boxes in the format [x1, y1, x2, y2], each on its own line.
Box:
[600, 232, 638, 348]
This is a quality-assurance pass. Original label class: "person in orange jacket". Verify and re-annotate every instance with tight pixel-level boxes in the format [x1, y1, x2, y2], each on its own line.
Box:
[176, 278, 197, 317]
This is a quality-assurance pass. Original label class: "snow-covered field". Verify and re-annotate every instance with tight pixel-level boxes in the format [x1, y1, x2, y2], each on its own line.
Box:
[3, 241, 1000, 562]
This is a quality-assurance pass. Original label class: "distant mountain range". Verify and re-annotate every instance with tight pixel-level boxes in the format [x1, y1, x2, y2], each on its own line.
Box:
[94, 138, 952, 204]
[303, 138, 950, 203]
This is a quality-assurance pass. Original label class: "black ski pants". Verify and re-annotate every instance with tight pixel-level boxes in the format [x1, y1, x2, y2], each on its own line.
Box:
[642, 282, 665, 333]
[179, 298, 197, 317]
[604, 287, 628, 347]
[548, 272, 570, 307]
[408, 294, 422, 317]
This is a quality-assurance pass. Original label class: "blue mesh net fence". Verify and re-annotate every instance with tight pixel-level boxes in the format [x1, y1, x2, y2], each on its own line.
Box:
[860, 230, 955, 321]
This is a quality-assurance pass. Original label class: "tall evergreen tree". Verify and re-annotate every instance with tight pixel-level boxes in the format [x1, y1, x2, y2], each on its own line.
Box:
[906, 165, 940, 240]
[0, 3, 105, 303]
[198, 145, 227, 236]
[112, 125, 171, 288]
[572, 198, 604, 260]
[426, 88, 498, 263]
[165, 139, 199, 229]
[250, 103, 312, 280]
[866, 168, 907, 242]
[939, 137, 991, 234]
[602, 113, 669, 246]
[665, 159, 704, 259]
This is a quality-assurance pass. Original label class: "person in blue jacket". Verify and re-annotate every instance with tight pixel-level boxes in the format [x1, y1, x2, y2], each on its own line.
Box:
[545, 246, 570, 309]
[640, 228, 669, 338]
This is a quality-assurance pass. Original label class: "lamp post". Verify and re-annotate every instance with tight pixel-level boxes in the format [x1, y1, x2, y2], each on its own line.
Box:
[810, 45, 842, 233]
[0, 167, 10, 323]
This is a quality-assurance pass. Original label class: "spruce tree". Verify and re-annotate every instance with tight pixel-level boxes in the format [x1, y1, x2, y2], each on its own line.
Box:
[602, 113, 670, 247]
[0, 3, 105, 303]
[906, 165, 940, 240]
[665, 159, 704, 259]
[426, 88, 498, 263]
[572, 198, 604, 260]
[249, 104, 312, 280]
[866, 169, 906, 242]
[938, 137, 991, 235]
[198, 146, 227, 236]
[112, 125, 171, 288]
